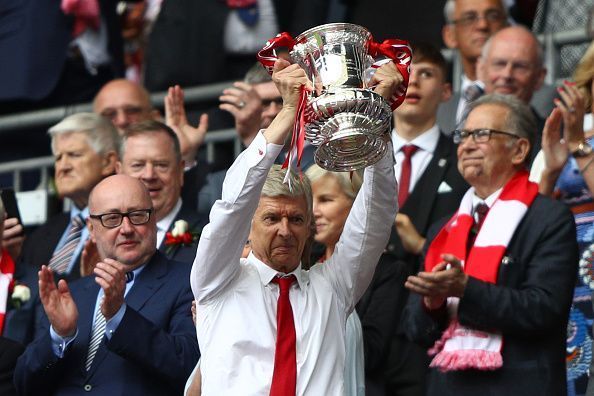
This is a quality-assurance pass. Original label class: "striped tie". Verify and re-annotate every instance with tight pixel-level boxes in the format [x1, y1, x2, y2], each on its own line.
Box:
[48, 215, 85, 275]
[85, 272, 134, 371]
[85, 298, 106, 371]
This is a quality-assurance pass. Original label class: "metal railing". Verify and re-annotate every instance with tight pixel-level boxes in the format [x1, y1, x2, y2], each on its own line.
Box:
[0, 27, 591, 193]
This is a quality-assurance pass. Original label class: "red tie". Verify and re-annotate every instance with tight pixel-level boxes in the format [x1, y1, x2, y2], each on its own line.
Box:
[398, 145, 419, 208]
[270, 275, 297, 396]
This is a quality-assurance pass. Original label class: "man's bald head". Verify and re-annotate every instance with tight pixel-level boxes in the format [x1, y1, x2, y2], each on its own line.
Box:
[93, 79, 158, 133]
[88, 174, 156, 269]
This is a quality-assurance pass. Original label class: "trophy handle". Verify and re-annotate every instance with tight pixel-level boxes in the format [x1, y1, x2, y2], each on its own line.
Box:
[367, 39, 412, 110]
[257, 32, 296, 74]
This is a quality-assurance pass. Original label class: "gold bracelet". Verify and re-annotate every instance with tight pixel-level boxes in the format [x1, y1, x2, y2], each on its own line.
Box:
[580, 154, 594, 173]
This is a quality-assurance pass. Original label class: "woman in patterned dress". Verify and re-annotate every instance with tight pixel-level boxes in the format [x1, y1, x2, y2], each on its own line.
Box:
[532, 42, 594, 396]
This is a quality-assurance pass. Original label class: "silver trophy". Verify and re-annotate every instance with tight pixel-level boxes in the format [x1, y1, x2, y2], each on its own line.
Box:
[258, 23, 411, 171]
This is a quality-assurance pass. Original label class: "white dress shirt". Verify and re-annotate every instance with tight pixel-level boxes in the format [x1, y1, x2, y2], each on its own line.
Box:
[392, 125, 440, 194]
[156, 198, 182, 247]
[190, 131, 397, 395]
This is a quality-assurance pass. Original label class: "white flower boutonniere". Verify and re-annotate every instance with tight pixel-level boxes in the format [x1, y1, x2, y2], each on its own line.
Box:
[11, 284, 31, 309]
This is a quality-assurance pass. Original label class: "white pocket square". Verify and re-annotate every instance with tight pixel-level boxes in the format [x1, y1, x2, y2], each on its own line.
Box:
[437, 181, 453, 194]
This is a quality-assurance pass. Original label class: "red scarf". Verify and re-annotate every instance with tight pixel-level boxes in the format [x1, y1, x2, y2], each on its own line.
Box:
[0, 249, 15, 334]
[425, 170, 538, 371]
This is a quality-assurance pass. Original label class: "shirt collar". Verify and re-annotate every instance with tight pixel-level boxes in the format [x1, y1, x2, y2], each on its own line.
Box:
[71, 206, 89, 221]
[461, 75, 473, 92]
[156, 198, 182, 233]
[472, 187, 502, 210]
[391, 124, 440, 155]
[247, 251, 305, 290]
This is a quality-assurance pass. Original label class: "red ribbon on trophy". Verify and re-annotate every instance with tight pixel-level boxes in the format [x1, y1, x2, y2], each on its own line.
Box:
[368, 39, 412, 110]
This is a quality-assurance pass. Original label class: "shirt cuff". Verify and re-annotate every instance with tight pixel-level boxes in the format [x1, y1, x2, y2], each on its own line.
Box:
[248, 130, 283, 166]
[50, 326, 78, 358]
[105, 303, 127, 340]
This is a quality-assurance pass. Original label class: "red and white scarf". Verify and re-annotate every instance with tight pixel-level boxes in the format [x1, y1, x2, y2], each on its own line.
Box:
[61, 0, 100, 37]
[0, 249, 15, 334]
[424, 170, 538, 371]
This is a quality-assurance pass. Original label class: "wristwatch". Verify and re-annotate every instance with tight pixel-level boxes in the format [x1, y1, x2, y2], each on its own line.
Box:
[571, 141, 593, 158]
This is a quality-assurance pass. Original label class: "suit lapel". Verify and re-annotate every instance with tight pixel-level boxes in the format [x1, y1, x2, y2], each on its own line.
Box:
[402, 133, 453, 234]
[125, 252, 168, 313]
[159, 205, 205, 259]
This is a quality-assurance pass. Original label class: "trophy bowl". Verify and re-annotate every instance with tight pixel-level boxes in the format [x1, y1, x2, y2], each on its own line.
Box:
[258, 23, 410, 172]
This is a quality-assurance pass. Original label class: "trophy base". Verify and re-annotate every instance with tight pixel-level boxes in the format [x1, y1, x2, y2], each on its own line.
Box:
[305, 89, 392, 171]
[314, 129, 387, 172]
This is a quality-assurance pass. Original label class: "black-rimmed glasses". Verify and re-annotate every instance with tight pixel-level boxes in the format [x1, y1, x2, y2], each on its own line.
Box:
[451, 10, 506, 27]
[89, 209, 153, 228]
[453, 129, 521, 144]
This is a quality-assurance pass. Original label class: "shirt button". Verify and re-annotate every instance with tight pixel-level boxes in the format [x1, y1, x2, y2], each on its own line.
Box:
[84, 384, 92, 392]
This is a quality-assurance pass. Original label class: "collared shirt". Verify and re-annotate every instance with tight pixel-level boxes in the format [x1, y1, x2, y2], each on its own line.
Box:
[391, 125, 440, 194]
[50, 264, 147, 357]
[223, 0, 278, 55]
[456, 75, 474, 124]
[156, 198, 182, 247]
[52, 206, 90, 275]
[191, 132, 397, 395]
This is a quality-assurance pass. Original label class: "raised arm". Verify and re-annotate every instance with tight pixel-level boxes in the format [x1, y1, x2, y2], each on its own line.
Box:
[191, 60, 312, 304]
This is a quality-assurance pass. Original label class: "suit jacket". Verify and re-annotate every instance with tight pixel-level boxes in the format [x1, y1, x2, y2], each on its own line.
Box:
[4, 212, 84, 345]
[357, 132, 468, 395]
[14, 251, 199, 396]
[0, 337, 24, 396]
[404, 194, 578, 396]
[158, 204, 207, 264]
[0, 0, 123, 101]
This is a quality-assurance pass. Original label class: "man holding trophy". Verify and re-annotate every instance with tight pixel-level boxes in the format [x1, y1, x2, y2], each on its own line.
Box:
[190, 24, 409, 395]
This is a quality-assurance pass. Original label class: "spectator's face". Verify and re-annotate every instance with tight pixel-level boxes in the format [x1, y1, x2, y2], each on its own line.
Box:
[444, 0, 507, 61]
[395, 61, 452, 125]
[250, 195, 310, 273]
[481, 28, 546, 103]
[88, 175, 156, 268]
[457, 104, 527, 195]
[117, 131, 184, 222]
[254, 82, 282, 128]
[94, 81, 155, 133]
[53, 132, 115, 208]
[311, 176, 353, 250]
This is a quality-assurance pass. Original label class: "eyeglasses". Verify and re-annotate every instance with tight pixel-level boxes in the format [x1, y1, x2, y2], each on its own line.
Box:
[451, 10, 506, 27]
[261, 97, 283, 107]
[453, 129, 520, 144]
[100, 106, 148, 121]
[89, 209, 153, 228]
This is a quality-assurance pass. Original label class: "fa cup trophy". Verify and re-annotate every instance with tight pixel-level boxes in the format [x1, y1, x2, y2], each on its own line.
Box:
[257, 23, 411, 171]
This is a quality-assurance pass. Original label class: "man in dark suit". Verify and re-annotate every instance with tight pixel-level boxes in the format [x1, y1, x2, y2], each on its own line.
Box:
[0, 336, 23, 396]
[404, 94, 577, 395]
[3, 114, 120, 345]
[359, 43, 468, 396]
[0, 0, 123, 111]
[14, 174, 199, 395]
[143, 0, 332, 91]
[116, 120, 206, 263]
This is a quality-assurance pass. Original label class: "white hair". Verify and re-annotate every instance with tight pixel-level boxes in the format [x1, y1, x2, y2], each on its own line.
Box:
[48, 113, 120, 156]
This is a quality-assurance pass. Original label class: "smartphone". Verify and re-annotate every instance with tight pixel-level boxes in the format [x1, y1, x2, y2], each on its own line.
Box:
[0, 188, 23, 225]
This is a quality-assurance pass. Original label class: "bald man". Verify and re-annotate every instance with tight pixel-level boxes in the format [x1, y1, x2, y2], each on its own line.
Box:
[15, 175, 198, 396]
